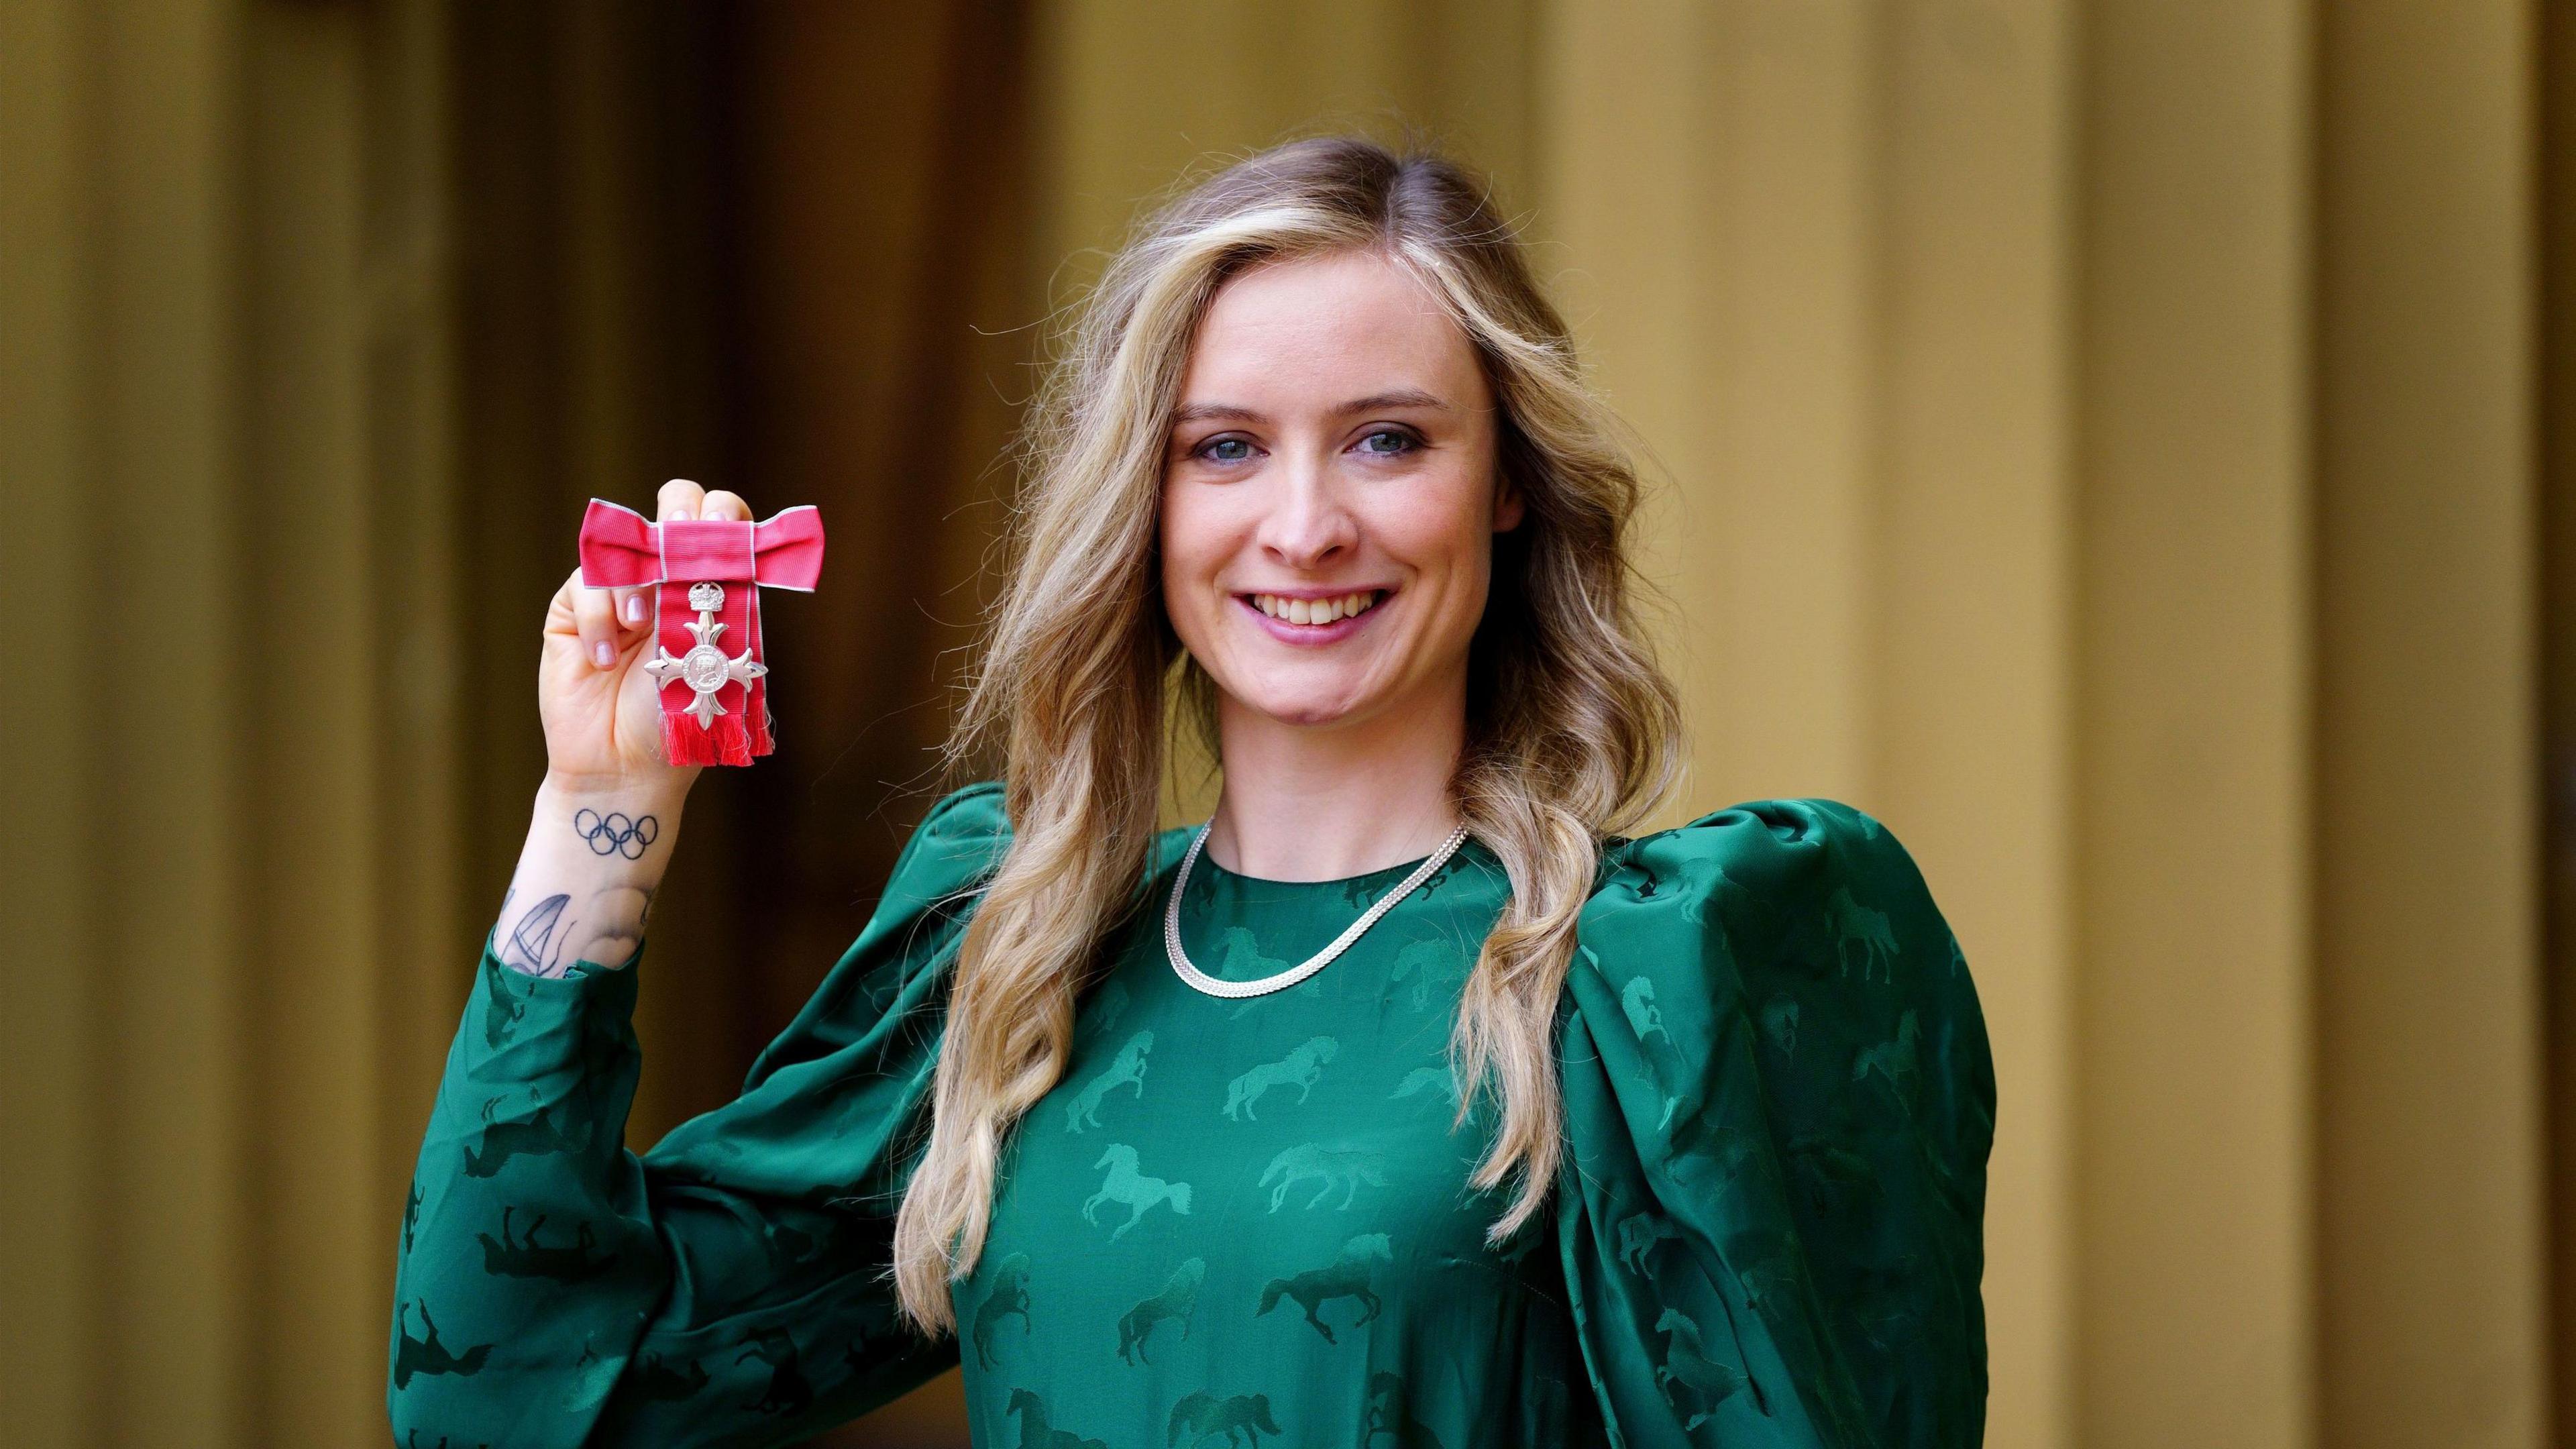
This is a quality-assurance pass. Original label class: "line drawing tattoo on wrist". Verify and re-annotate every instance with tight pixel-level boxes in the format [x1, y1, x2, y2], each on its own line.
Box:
[572, 808, 660, 859]
[501, 892, 575, 976]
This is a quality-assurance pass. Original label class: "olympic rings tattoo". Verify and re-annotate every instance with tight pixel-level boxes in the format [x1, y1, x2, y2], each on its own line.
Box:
[572, 808, 661, 860]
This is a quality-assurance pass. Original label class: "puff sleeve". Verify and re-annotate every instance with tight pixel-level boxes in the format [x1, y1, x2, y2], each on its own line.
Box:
[388, 780, 1012, 1448]
[1556, 798, 1994, 1448]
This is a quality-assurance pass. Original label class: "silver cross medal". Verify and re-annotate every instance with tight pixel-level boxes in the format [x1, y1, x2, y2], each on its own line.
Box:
[645, 580, 768, 730]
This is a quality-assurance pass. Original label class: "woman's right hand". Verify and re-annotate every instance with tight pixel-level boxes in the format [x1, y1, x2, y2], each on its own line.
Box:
[535, 478, 756, 796]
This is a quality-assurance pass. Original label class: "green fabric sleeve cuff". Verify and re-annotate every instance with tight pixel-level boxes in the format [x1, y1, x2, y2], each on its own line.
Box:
[466, 928, 646, 1066]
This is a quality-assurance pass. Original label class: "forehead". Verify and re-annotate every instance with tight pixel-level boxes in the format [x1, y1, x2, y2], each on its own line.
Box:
[1179, 250, 1483, 404]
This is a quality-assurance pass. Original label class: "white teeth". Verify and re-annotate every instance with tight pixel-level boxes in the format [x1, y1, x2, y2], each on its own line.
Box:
[1251, 590, 1382, 625]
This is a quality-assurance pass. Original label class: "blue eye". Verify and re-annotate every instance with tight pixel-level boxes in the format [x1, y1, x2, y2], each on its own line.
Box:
[1200, 437, 1253, 463]
[1358, 429, 1418, 456]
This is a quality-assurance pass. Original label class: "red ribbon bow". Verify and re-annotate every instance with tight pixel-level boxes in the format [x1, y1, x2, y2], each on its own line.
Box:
[576, 497, 826, 767]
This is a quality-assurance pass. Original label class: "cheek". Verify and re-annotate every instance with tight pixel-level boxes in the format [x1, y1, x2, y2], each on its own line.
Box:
[1419, 511, 1505, 649]
[1377, 490, 1497, 599]
[1157, 487, 1232, 624]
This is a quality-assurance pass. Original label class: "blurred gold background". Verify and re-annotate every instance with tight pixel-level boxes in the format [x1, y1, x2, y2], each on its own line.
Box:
[5, 1, 2571, 1446]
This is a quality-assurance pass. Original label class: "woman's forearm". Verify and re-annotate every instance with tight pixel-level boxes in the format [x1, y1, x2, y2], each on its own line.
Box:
[492, 773, 689, 977]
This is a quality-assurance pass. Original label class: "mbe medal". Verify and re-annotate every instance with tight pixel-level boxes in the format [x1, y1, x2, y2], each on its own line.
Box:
[643, 581, 769, 731]
[574, 492, 827, 767]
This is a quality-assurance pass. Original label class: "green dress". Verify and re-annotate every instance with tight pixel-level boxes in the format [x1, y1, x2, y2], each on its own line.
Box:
[388, 782, 1993, 1448]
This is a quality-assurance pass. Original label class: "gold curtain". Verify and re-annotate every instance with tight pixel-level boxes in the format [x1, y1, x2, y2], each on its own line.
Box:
[4, 1, 462, 1443]
[2, 2, 2561, 1447]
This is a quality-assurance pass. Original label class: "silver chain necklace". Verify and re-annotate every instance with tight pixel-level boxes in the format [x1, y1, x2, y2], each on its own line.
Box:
[1165, 820, 1472, 1000]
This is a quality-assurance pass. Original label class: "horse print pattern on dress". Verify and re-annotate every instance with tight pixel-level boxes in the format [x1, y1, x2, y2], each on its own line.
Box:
[1168, 1389, 1283, 1447]
[392, 1299, 492, 1389]
[1852, 1008, 1921, 1103]
[1083, 1144, 1193, 1240]
[1382, 938, 1450, 1014]
[1005, 1387, 1110, 1449]
[1222, 1036, 1337, 1120]
[1825, 885, 1899, 981]
[1189, 927, 1301, 1020]
[1364, 1371, 1444, 1449]
[1607, 1185, 1776, 1427]
[476, 1206, 616, 1283]
[1652, 1307, 1756, 1430]
[481, 955, 529, 1051]
[1601, 951, 1690, 1134]
[1255, 1232, 1390, 1343]
[973, 1252, 1033, 1368]
[1613, 1208, 1682, 1277]
[624, 1350, 709, 1403]
[1117, 1256, 1205, 1364]
[1387, 1063, 1460, 1109]
[461, 1093, 590, 1179]
[1619, 969, 1664, 1042]
[757, 1212, 837, 1282]
[1723, 1225, 1806, 1318]
[1065, 1031, 1152, 1133]
[1258, 1143, 1387, 1212]
[1603, 851, 1733, 922]
[1670, 857, 1733, 927]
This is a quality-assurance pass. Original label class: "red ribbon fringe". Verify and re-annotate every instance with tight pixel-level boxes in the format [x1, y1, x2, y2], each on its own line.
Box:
[658, 700, 773, 768]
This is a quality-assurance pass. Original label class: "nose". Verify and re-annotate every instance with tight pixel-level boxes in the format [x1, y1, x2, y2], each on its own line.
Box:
[1254, 453, 1357, 570]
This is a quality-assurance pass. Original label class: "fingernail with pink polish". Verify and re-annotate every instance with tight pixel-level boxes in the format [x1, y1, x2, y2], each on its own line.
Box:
[623, 594, 645, 625]
[594, 640, 614, 668]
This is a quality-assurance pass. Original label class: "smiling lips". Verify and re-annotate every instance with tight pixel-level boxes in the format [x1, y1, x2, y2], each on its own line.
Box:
[1246, 589, 1385, 625]
[1237, 588, 1390, 642]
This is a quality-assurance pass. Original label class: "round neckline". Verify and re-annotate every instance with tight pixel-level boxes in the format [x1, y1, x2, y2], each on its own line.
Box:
[1198, 851, 1432, 891]
[1185, 828, 1443, 890]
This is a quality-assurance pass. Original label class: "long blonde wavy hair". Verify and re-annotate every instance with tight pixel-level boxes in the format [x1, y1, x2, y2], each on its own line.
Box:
[889, 134, 1684, 1333]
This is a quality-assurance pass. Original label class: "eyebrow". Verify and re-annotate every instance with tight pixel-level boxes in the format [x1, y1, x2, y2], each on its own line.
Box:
[1171, 388, 1453, 427]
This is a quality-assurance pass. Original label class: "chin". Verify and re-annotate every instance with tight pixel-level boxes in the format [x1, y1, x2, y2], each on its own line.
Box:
[1252, 698, 1364, 729]
[1230, 681, 1377, 729]
[1263, 704, 1364, 729]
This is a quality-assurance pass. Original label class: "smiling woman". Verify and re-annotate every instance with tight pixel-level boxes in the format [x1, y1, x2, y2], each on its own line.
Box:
[1161, 249, 1521, 743]
[389, 136, 1993, 1449]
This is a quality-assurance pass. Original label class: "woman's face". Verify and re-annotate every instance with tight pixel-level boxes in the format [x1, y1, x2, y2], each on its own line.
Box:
[1159, 249, 1523, 735]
